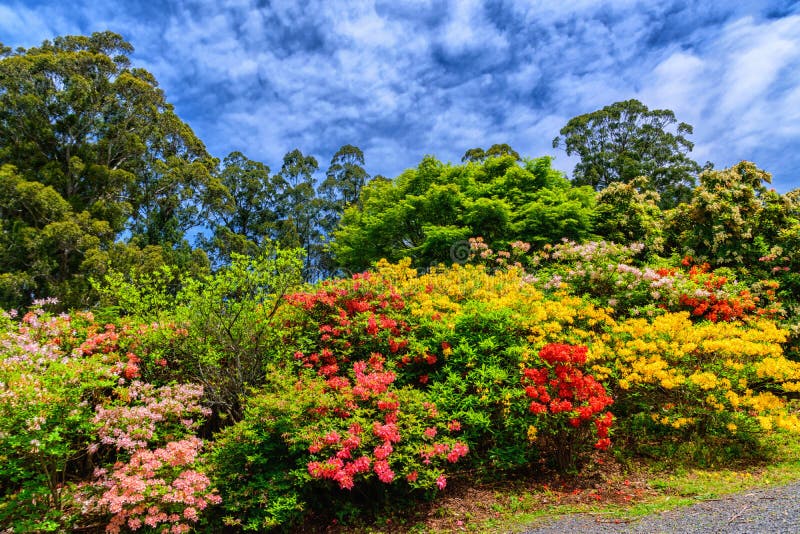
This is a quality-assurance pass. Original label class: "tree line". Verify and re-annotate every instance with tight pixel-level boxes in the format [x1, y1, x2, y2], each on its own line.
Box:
[0, 32, 376, 307]
[1, 31, 798, 310]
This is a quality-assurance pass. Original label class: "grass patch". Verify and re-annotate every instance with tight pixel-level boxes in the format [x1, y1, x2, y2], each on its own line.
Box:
[295, 430, 800, 532]
[408, 430, 800, 533]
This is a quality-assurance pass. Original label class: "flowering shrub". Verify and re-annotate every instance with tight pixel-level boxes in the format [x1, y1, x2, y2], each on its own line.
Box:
[285, 273, 472, 488]
[674, 259, 779, 322]
[297, 358, 468, 492]
[86, 378, 217, 532]
[93, 381, 209, 452]
[369, 263, 618, 471]
[0, 306, 116, 531]
[92, 437, 220, 534]
[594, 311, 800, 460]
[3, 245, 800, 531]
[522, 344, 614, 469]
[210, 273, 470, 530]
[0, 304, 220, 532]
[466, 238, 783, 322]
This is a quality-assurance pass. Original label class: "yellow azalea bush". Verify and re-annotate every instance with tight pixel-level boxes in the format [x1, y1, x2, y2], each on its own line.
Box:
[592, 311, 800, 453]
[376, 259, 800, 461]
[377, 258, 614, 347]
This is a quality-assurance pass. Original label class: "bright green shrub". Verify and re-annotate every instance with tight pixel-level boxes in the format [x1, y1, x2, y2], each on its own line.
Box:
[208, 370, 311, 531]
[97, 248, 305, 421]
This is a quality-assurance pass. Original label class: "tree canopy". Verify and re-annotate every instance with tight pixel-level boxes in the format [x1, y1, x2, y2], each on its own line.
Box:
[553, 99, 702, 208]
[666, 161, 797, 267]
[0, 31, 214, 306]
[332, 153, 596, 272]
[461, 143, 521, 163]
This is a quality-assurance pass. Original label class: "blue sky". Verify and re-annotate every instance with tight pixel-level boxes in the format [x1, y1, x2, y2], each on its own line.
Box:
[1, 0, 799, 191]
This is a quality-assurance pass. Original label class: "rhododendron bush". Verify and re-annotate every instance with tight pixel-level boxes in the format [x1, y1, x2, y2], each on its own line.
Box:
[0, 304, 218, 532]
[1, 240, 799, 530]
[522, 343, 614, 469]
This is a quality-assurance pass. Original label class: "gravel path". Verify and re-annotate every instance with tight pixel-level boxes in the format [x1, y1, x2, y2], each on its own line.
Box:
[524, 480, 800, 533]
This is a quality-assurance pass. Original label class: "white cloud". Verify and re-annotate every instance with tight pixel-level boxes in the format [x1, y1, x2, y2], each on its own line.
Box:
[633, 14, 800, 179]
[1, 0, 799, 189]
[717, 16, 799, 115]
[439, 0, 507, 56]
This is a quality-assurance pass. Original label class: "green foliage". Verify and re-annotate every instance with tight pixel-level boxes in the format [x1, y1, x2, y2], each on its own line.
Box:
[461, 143, 521, 163]
[554, 99, 702, 208]
[0, 32, 215, 308]
[208, 368, 314, 531]
[320, 144, 370, 214]
[593, 177, 664, 252]
[332, 154, 596, 271]
[668, 161, 776, 267]
[272, 149, 324, 281]
[426, 303, 536, 469]
[103, 247, 305, 420]
[0, 164, 114, 308]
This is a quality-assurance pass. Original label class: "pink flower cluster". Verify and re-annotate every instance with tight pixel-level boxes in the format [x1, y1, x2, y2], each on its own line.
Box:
[94, 437, 220, 533]
[420, 441, 469, 467]
[94, 382, 209, 451]
[88, 380, 218, 532]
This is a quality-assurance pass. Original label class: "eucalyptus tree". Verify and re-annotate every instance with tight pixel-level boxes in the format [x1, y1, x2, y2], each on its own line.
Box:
[200, 151, 278, 267]
[0, 31, 215, 306]
[553, 99, 702, 207]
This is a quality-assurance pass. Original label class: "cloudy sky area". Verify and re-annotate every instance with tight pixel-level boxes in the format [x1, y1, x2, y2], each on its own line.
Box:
[2, 0, 800, 190]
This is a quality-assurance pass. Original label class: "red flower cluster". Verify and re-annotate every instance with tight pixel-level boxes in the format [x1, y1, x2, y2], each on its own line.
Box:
[288, 274, 468, 492]
[678, 291, 757, 323]
[307, 455, 372, 490]
[78, 322, 181, 381]
[286, 274, 411, 377]
[79, 324, 121, 356]
[419, 441, 469, 465]
[676, 259, 779, 322]
[522, 344, 615, 451]
[677, 262, 757, 322]
[593, 411, 613, 450]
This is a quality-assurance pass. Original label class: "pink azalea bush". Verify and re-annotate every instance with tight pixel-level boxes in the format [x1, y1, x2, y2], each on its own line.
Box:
[93, 437, 220, 534]
[87, 379, 218, 532]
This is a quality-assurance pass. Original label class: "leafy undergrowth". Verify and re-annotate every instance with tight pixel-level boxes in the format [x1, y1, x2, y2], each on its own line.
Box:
[292, 429, 800, 533]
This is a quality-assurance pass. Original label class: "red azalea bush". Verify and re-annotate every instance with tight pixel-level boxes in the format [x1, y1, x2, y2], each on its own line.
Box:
[675, 258, 778, 322]
[297, 355, 468, 493]
[284, 271, 439, 386]
[286, 274, 470, 493]
[522, 343, 614, 469]
[210, 272, 469, 529]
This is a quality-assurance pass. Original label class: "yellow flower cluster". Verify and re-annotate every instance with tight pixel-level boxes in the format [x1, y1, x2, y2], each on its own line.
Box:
[380, 260, 535, 319]
[744, 391, 785, 412]
[591, 311, 797, 435]
[386, 260, 616, 351]
[374, 260, 799, 440]
[651, 414, 695, 429]
[689, 371, 719, 390]
[755, 356, 800, 392]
